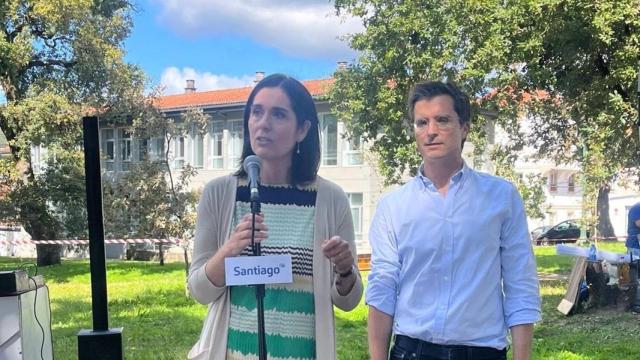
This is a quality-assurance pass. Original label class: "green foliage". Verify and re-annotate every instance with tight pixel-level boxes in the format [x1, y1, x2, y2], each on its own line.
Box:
[492, 145, 548, 219]
[102, 109, 206, 264]
[102, 161, 199, 242]
[332, 0, 640, 227]
[0, 0, 147, 264]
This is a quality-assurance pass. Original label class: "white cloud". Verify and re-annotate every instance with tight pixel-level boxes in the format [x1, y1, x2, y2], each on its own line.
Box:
[152, 0, 362, 60]
[160, 67, 255, 95]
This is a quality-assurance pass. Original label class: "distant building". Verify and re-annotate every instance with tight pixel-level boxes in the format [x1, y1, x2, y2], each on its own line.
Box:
[20, 73, 639, 256]
[95, 74, 385, 255]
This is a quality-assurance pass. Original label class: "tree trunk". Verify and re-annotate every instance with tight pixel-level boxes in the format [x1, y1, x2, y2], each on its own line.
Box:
[596, 184, 616, 240]
[24, 213, 61, 266]
[159, 243, 164, 266]
[36, 244, 62, 266]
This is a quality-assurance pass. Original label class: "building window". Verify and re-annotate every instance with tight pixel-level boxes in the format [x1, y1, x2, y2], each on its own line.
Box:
[210, 121, 224, 169]
[568, 174, 575, 193]
[191, 129, 204, 168]
[101, 129, 115, 171]
[31, 145, 46, 174]
[136, 138, 148, 162]
[174, 136, 185, 169]
[228, 120, 243, 170]
[320, 114, 337, 166]
[347, 193, 363, 240]
[343, 136, 363, 166]
[120, 130, 132, 171]
[149, 137, 165, 161]
[549, 171, 557, 193]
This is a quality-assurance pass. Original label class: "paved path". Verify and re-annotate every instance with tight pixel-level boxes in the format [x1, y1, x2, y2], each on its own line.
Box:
[538, 272, 568, 281]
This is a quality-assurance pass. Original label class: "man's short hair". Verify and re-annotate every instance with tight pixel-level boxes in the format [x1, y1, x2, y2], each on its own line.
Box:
[407, 81, 471, 125]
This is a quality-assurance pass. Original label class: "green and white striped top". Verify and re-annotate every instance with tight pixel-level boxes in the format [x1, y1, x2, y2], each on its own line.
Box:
[226, 182, 317, 360]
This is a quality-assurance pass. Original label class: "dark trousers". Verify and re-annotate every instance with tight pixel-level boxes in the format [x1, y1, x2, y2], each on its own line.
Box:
[390, 335, 507, 360]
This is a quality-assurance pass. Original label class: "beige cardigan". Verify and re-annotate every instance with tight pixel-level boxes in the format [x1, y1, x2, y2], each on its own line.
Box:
[187, 175, 363, 360]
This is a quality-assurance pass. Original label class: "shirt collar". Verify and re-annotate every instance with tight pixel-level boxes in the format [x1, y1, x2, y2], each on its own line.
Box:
[417, 161, 469, 190]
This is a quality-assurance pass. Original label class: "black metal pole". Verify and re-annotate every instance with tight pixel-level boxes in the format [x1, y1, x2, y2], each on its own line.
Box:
[83, 116, 109, 331]
[251, 199, 267, 360]
[78, 116, 123, 360]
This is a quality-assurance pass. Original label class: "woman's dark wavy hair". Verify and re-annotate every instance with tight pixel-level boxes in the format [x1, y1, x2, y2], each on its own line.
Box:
[234, 73, 321, 185]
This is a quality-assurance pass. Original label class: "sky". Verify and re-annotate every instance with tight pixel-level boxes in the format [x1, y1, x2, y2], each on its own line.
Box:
[126, 0, 363, 95]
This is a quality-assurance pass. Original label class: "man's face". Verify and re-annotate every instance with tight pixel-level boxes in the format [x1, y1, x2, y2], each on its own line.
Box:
[413, 95, 469, 163]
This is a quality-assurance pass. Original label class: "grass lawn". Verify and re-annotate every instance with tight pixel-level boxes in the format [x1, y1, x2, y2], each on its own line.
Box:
[1, 242, 638, 359]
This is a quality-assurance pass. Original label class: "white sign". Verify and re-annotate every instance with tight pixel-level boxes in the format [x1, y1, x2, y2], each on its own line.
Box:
[225, 255, 293, 286]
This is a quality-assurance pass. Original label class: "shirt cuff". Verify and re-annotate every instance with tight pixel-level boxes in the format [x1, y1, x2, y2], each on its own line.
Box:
[505, 308, 542, 328]
[365, 283, 396, 317]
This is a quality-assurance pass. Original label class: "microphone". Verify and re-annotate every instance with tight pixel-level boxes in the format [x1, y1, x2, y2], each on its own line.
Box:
[243, 155, 261, 202]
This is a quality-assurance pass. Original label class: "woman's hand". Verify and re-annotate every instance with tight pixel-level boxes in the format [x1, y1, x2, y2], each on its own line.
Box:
[205, 213, 268, 287]
[322, 235, 355, 274]
[322, 236, 357, 295]
[222, 213, 268, 257]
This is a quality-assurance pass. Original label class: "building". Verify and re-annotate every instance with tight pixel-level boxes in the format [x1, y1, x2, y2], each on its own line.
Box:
[12, 73, 639, 257]
[98, 74, 386, 255]
[97, 74, 640, 253]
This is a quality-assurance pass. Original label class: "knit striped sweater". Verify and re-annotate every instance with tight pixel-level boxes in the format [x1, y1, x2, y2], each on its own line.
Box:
[226, 182, 317, 360]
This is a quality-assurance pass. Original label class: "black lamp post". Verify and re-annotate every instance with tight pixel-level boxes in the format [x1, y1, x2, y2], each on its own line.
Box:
[77, 116, 124, 360]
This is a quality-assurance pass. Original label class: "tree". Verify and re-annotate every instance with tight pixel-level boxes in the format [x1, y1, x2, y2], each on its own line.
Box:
[505, 0, 640, 238]
[102, 107, 208, 272]
[332, 0, 640, 231]
[0, 0, 147, 265]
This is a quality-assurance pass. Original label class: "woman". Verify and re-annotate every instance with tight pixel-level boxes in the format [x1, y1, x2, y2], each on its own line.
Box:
[188, 73, 363, 360]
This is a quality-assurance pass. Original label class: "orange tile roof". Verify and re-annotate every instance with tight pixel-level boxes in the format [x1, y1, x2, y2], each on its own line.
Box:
[155, 79, 334, 110]
[481, 86, 550, 107]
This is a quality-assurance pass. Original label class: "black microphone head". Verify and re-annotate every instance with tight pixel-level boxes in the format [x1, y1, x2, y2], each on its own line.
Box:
[243, 155, 262, 173]
[243, 155, 262, 202]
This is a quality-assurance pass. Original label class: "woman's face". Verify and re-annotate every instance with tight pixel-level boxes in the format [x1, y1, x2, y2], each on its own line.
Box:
[248, 87, 310, 164]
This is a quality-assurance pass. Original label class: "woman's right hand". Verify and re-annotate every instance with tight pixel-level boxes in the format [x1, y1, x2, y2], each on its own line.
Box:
[222, 213, 268, 257]
[205, 213, 268, 287]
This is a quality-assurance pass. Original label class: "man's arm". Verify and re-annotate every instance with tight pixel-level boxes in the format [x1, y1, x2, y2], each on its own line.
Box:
[366, 197, 400, 360]
[510, 323, 534, 360]
[499, 185, 541, 357]
[368, 305, 393, 360]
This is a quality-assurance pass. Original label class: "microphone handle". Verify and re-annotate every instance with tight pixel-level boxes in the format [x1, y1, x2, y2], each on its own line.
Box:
[250, 202, 261, 256]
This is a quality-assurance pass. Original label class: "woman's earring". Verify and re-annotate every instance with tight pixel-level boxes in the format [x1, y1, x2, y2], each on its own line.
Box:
[296, 142, 300, 155]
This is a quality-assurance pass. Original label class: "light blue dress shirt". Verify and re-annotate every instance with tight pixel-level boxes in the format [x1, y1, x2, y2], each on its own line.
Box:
[366, 164, 541, 350]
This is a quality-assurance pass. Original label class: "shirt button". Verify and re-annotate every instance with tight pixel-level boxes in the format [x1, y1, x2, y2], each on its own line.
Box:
[444, 276, 449, 281]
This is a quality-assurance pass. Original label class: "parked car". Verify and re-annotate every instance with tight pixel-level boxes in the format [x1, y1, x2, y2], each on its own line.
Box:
[533, 219, 586, 245]
[530, 225, 551, 242]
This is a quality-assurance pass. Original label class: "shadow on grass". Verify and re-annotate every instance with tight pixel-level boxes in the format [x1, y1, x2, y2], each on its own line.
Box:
[335, 315, 368, 360]
[535, 278, 640, 359]
[50, 287, 206, 360]
[0, 257, 186, 283]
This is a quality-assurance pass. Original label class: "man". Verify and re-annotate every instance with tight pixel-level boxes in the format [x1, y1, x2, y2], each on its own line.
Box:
[626, 202, 640, 254]
[367, 81, 541, 360]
